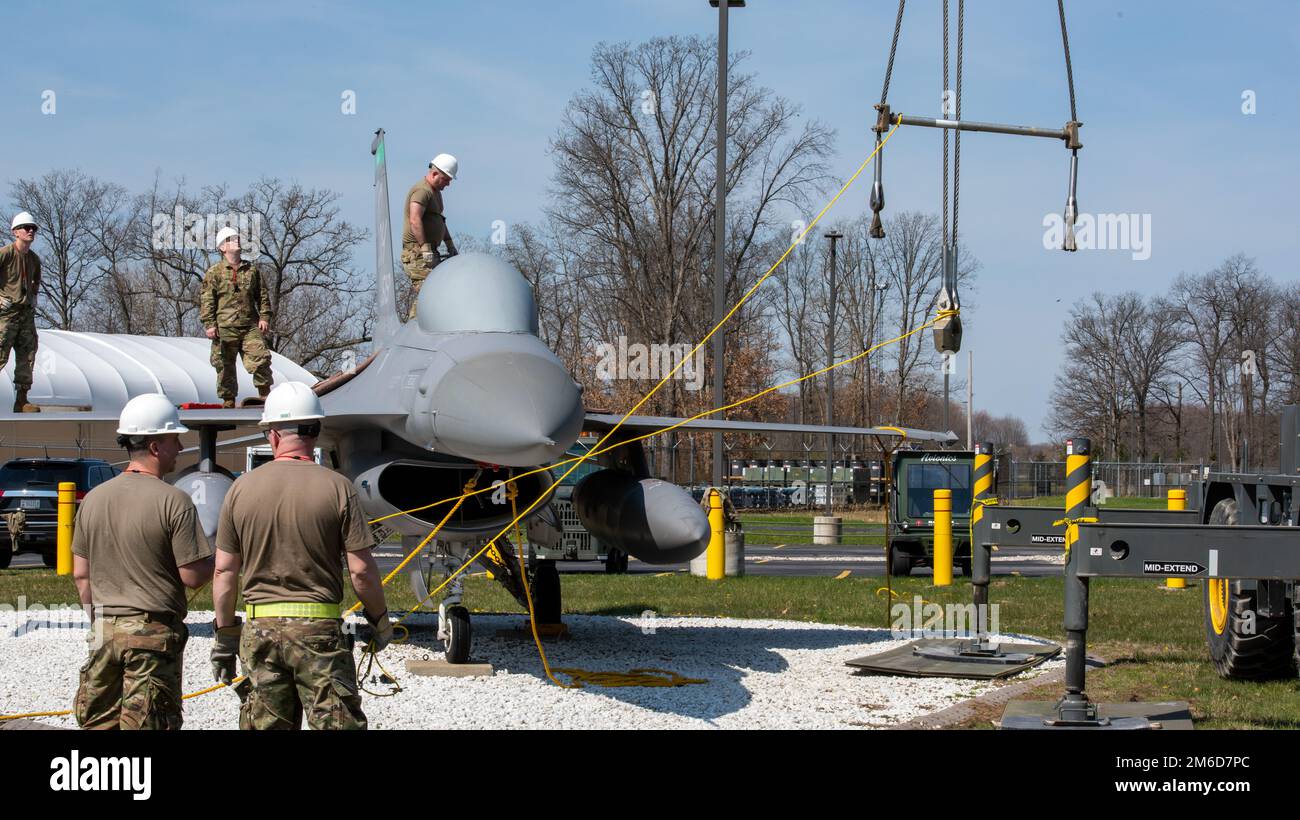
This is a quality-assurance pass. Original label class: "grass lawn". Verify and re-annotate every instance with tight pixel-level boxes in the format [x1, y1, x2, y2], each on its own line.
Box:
[3, 567, 1294, 728]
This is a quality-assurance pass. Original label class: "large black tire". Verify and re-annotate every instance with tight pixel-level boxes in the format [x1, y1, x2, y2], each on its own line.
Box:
[604, 548, 628, 575]
[0, 545, 11, 569]
[1203, 499, 1297, 680]
[889, 544, 912, 577]
[531, 560, 562, 624]
[442, 605, 472, 664]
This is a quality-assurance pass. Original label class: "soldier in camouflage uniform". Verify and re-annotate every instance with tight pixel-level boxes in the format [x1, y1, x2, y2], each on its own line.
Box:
[401, 153, 458, 319]
[201, 226, 273, 408]
[0, 213, 43, 412]
[72, 394, 214, 729]
[211, 383, 391, 730]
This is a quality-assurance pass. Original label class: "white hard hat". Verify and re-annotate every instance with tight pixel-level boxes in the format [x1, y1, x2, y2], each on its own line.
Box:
[215, 226, 240, 246]
[259, 381, 326, 428]
[10, 212, 37, 231]
[117, 393, 189, 436]
[430, 153, 458, 179]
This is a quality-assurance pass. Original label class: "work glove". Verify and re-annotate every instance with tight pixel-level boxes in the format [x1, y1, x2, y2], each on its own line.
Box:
[362, 609, 394, 652]
[210, 621, 242, 685]
[420, 243, 434, 265]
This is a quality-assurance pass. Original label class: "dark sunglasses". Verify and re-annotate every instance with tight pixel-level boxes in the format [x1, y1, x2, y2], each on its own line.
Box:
[15, 225, 36, 233]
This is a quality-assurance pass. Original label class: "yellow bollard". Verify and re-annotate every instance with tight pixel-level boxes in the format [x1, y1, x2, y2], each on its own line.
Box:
[706, 488, 725, 580]
[933, 488, 953, 587]
[1165, 489, 1187, 589]
[57, 481, 76, 576]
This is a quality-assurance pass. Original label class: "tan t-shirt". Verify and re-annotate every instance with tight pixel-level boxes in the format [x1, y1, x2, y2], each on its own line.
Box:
[0, 242, 41, 309]
[401, 179, 448, 253]
[71, 472, 213, 619]
[216, 459, 375, 605]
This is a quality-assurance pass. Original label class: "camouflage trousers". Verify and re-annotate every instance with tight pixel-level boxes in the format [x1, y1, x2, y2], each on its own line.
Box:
[74, 615, 187, 730]
[399, 247, 441, 320]
[210, 328, 273, 402]
[0, 306, 38, 390]
[238, 617, 366, 730]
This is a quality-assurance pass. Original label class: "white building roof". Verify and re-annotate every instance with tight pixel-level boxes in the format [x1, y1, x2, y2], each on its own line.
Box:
[0, 330, 318, 412]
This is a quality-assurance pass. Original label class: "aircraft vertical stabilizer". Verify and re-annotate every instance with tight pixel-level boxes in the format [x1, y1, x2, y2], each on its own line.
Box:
[370, 128, 402, 346]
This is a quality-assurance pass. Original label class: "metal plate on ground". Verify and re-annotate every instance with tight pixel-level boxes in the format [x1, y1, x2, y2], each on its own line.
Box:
[1000, 700, 1193, 730]
[846, 639, 1061, 680]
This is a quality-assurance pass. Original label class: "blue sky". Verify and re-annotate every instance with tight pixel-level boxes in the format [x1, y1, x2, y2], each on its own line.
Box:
[4, 1, 1297, 437]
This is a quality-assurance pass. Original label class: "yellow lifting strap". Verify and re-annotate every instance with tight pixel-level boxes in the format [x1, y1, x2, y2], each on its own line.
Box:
[1051, 516, 1098, 558]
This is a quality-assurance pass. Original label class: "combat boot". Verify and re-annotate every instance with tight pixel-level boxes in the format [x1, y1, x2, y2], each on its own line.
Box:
[13, 388, 39, 413]
[222, 399, 236, 409]
[258, 385, 271, 399]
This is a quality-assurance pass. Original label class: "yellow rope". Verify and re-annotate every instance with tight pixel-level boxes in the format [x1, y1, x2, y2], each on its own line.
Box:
[1051, 516, 1098, 558]
[969, 496, 1000, 554]
[505, 479, 575, 688]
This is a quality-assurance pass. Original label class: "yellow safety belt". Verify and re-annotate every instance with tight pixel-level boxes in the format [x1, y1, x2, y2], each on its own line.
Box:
[247, 602, 341, 619]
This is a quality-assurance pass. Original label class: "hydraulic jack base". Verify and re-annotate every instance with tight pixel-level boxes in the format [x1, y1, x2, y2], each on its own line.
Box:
[1000, 695, 1193, 730]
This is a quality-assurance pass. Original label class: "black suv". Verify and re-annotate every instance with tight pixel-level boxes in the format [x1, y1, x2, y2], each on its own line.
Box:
[0, 458, 120, 568]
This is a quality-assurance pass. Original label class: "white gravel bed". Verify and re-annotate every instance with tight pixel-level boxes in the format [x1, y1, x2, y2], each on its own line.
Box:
[0, 609, 1061, 729]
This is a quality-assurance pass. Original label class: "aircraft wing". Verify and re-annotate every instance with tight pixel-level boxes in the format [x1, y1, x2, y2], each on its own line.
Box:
[583, 413, 958, 444]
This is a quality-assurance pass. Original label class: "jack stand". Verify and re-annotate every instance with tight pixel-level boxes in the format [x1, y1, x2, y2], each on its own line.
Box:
[1000, 436, 1192, 730]
[848, 442, 1061, 680]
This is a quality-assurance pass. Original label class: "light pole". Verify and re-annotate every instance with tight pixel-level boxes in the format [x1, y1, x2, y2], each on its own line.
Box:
[710, 0, 744, 493]
[824, 229, 841, 514]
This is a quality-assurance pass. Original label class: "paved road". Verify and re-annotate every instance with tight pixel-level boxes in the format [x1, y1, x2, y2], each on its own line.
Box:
[9, 543, 1064, 579]
[370, 543, 1065, 579]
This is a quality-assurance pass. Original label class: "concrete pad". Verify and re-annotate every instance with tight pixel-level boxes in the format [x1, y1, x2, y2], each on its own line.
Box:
[404, 659, 495, 678]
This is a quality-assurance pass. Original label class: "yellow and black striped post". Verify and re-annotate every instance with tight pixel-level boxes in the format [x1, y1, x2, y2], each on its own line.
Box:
[1059, 436, 1096, 722]
[970, 442, 994, 610]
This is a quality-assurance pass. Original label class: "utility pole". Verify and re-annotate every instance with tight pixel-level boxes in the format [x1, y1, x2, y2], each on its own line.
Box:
[966, 349, 973, 449]
[709, 0, 744, 493]
[824, 229, 842, 514]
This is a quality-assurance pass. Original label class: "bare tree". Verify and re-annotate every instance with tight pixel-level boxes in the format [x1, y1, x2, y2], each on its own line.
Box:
[870, 211, 977, 425]
[972, 409, 1029, 452]
[1271, 281, 1300, 407]
[1111, 293, 1183, 461]
[1048, 293, 1133, 459]
[231, 178, 369, 374]
[546, 35, 834, 420]
[835, 216, 891, 428]
[1169, 257, 1251, 464]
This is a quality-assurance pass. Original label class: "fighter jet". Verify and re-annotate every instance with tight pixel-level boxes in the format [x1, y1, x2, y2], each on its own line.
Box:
[0, 129, 954, 662]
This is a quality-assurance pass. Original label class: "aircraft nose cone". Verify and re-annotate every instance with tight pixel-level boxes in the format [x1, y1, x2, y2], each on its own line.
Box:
[430, 342, 584, 466]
